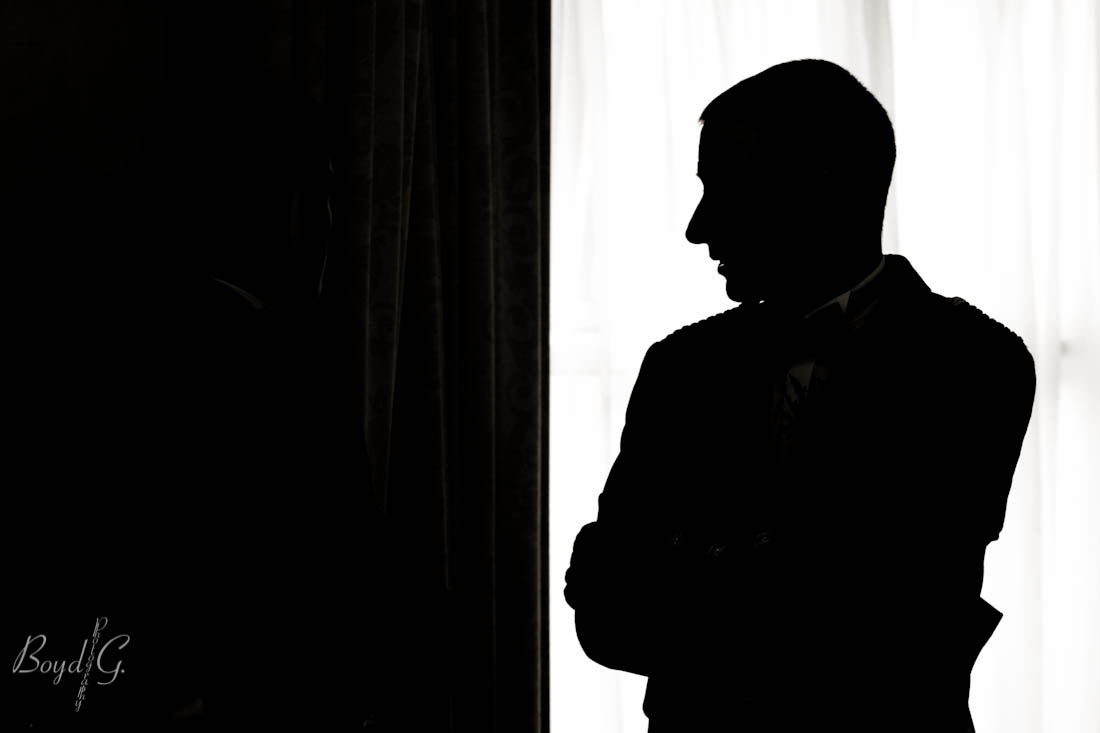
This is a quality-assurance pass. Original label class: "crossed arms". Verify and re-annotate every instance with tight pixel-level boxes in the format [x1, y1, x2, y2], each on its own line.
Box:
[564, 317, 1036, 682]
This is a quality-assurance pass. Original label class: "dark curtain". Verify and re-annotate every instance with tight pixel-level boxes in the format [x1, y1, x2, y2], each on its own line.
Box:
[199, 2, 551, 731]
[0, 1, 548, 729]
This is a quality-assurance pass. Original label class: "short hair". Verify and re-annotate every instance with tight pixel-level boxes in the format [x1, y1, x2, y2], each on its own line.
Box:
[699, 59, 895, 226]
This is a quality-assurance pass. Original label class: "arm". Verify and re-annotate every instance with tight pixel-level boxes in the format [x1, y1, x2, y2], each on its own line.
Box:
[762, 309, 1037, 710]
[564, 341, 683, 677]
[851, 316, 1037, 680]
[925, 320, 1036, 663]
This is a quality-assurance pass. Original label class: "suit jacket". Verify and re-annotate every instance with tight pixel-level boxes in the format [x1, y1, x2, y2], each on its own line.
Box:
[564, 254, 1036, 732]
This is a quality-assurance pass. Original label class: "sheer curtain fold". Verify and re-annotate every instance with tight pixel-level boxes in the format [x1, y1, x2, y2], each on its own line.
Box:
[552, 2, 1100, 732]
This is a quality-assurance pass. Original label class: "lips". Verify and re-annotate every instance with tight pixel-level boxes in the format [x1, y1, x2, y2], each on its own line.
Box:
[708, 247, 730, 275]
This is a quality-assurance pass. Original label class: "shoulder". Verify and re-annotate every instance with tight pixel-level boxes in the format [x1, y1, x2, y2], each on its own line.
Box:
[926, 295, 1036, 390]
[646, 307, 747, 359]
[940, 296, 1031, 358]
[624, 309, 742, 382]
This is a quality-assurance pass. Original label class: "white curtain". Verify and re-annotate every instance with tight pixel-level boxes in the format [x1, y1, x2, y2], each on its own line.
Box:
[550, 2, 1100, 732]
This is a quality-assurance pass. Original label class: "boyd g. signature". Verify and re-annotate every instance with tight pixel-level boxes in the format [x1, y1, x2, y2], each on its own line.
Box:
[11, 616, 128, 711]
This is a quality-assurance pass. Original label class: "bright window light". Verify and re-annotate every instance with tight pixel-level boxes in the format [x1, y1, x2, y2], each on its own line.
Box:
[551, 2, 1100, 732]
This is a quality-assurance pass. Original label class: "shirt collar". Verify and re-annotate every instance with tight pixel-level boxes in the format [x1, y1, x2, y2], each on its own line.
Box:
[802, 254, 886, 320]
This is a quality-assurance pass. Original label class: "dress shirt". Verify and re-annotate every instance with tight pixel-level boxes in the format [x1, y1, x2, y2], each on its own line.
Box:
[773, 255, 887, 456]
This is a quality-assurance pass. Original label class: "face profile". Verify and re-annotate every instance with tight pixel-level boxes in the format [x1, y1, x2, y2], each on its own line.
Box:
[686, 119, 788, 304]
[685, 59, 896, 313]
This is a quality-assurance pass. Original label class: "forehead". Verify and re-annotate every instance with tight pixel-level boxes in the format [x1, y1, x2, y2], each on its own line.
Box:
[698, 118, 762, 175]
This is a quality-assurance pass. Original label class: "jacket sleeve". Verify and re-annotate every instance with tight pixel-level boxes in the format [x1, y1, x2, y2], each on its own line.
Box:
[769, 304, 1038, 708]
[564, 340, 681, 677]
[935, 314, 1036, 655]
[959, 320, 1036, 546]
[858, 309, 1037, 679]
[913, 308, 1037, 575]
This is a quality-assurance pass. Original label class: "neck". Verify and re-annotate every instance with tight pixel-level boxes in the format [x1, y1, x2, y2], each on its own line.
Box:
[767, 250, 884, 316]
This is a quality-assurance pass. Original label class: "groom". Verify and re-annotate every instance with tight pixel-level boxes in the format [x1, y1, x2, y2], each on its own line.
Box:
[564, 59, 1036, 732]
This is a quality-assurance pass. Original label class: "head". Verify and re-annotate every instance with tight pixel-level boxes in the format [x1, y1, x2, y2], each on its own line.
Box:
[685, 59, 894, 308]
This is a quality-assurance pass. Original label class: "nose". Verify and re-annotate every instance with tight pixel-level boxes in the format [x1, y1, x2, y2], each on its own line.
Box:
[686, 197, 706, 244]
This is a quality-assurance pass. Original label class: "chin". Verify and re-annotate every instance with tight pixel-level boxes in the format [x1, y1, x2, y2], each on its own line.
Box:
[721, 276, 761, 304]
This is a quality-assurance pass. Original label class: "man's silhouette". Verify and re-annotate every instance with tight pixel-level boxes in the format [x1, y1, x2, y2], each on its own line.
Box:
[564, 59, 1036, 732]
